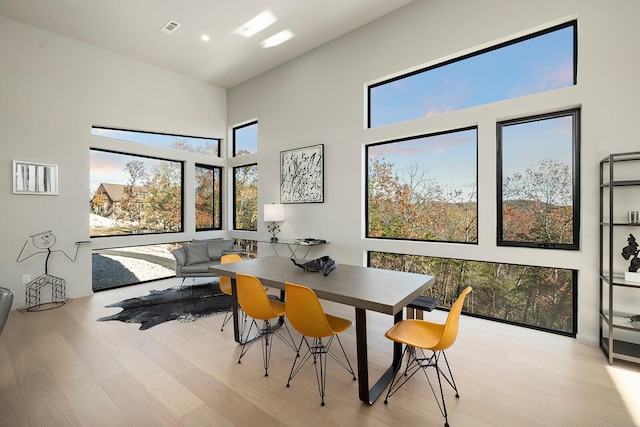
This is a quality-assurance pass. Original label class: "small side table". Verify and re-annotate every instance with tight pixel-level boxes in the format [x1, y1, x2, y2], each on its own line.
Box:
[259, 239, 329, 259]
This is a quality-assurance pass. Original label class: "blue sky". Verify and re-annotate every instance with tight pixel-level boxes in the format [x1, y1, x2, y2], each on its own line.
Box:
[501, 115, 573, 179]
[92, 128, 218, 152]
[369, 25, 574, 127]
[234, 122, 258, 154]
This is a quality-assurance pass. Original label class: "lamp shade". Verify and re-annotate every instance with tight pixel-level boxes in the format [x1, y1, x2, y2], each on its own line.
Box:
[264, 203, 285, 222]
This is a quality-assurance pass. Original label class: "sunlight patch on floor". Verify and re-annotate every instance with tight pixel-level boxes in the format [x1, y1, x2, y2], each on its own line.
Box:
[607, 365, 640, 426]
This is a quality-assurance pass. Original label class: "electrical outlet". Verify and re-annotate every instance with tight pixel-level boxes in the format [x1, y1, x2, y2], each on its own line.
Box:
[22, 274, 31, 284]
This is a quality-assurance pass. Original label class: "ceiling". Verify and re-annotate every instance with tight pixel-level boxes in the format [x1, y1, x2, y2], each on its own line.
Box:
[0, 0, 414, 88]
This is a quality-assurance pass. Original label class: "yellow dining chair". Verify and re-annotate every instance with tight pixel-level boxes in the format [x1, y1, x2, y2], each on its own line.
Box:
[384, 286, 472, 427]
[236, 273, 296, 376]
[219, 253, 243, 332]
[284, 282, 356, 406]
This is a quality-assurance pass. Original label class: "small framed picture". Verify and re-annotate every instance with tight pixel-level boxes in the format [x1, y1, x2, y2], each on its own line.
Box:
[13, 161, 59, 195]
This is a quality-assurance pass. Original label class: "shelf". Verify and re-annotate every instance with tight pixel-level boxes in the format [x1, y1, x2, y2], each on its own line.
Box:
[601, 180, 640, 187]
[599, 151, 640, 365]
[601, 310, 640, 331]
[600, 273, 640, 288]
[600, 338, 640, 364]
[600, 152, 640, 163]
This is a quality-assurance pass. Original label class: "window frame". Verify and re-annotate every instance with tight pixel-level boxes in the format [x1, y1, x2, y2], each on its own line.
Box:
[90, 148, 185, 238]
[232, 121, 259, 157]
[195, 163, 223, 232]
[233, 163, 258, 231]
[367, 251, 577, 337]
[367, 20, 577, 128]
[496, 108, 580, 250]
[365, 126, 479, 244]
[92, 126, 221, 156]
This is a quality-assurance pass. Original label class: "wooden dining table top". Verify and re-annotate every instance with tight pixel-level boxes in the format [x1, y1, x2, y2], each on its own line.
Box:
[208, 255, 435, 315]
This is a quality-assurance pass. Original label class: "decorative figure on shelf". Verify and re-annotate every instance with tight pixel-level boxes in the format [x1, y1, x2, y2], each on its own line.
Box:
[621, 233, 640, 272]
[16, 230, 89, 312]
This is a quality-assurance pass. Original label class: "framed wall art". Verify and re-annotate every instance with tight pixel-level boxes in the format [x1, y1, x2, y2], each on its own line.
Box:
[280, 144, 324, 203]
[13, 161, 59, 195]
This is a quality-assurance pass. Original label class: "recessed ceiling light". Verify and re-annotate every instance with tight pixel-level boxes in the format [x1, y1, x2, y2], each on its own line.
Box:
[260, 30, 294, 48]
[201, 34, 210, 42]
[234, 10, 277, 38]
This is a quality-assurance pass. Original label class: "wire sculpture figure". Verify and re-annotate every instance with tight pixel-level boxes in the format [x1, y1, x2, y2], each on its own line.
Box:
[16, 230, 89, 312]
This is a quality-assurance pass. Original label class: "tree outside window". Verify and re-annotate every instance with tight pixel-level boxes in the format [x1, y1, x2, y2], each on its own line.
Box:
[90, 149, 183, 237]
[497, 109, 580, 249]
[234, 164, 258, 231]
[369, 251, 576, 336]
[367, 128, 477, 243]
[195, 164, 222, 230]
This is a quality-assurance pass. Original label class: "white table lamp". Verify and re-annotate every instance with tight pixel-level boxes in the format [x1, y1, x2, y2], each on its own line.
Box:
[264, 203, 285, 242]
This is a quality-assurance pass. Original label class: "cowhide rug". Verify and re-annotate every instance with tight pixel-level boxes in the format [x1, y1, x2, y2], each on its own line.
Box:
[98, 283, 230, 330]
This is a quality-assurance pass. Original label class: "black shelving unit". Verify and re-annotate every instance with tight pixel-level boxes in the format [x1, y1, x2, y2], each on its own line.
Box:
[599, 152, 640, 364]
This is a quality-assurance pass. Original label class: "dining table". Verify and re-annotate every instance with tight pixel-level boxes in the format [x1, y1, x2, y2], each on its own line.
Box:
[208, 255, 435, 404]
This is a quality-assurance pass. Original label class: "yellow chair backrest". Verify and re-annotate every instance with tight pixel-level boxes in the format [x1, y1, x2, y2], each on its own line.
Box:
[236, 273, 276, 320]
[433, 286, 472, 351]
[221, 253, 242, 264]
[220, 254, 243, 290]
[285, 282, 334, 338]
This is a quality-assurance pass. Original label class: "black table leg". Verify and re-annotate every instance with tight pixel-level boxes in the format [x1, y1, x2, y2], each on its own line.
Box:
[231, 278, 241, 343]
[356, 308, 404, 404]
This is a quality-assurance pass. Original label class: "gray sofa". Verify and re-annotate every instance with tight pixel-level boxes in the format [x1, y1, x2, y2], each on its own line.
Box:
[172, 239, 240, 281]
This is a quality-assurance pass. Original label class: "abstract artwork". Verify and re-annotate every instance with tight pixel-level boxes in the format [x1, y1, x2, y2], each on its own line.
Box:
[280, 144, 324, 203]
[13, 161, 58, 195]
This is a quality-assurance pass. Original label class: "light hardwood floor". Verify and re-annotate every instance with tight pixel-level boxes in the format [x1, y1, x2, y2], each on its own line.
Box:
[1, 278, 639, 427]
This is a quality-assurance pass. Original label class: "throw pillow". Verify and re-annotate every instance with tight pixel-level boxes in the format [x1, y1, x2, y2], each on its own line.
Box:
[184, 242, 210, 265]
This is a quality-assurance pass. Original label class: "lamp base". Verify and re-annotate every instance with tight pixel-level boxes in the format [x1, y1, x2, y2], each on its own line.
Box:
[270, 236, 279, 243]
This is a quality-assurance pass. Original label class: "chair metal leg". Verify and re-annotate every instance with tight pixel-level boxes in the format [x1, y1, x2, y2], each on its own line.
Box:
[286, 335, 355, 406]
[221, 308, 233, 331]
[221, 307, 247, 333]
[384, 347, 458, 427]
[237, 318, 297, 376]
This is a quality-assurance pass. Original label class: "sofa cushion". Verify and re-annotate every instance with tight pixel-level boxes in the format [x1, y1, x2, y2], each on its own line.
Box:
[172, 247, 187, 266]
[179, 263, 215, 275]
[184, 242, 211, 265]
[205, 239, 235, 260]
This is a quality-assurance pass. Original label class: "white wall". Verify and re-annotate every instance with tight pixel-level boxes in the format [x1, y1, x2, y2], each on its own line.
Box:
[0, 16, 227, 307]
[227, 0, 640, 344]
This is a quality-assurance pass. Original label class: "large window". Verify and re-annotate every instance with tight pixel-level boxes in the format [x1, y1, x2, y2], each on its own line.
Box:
[90, 149, 183, 237]
[195, 164, 222, 231]
[366, 128, 478, 243]
[368, 21, 576, 128]
[497, 109, 580, 249]
[233, 164, 258, 231]
[92, 243, 178, 291]
[233, 121, 258, 156]
[92, 126, 220, 156]
[369, 252, 576, 336]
